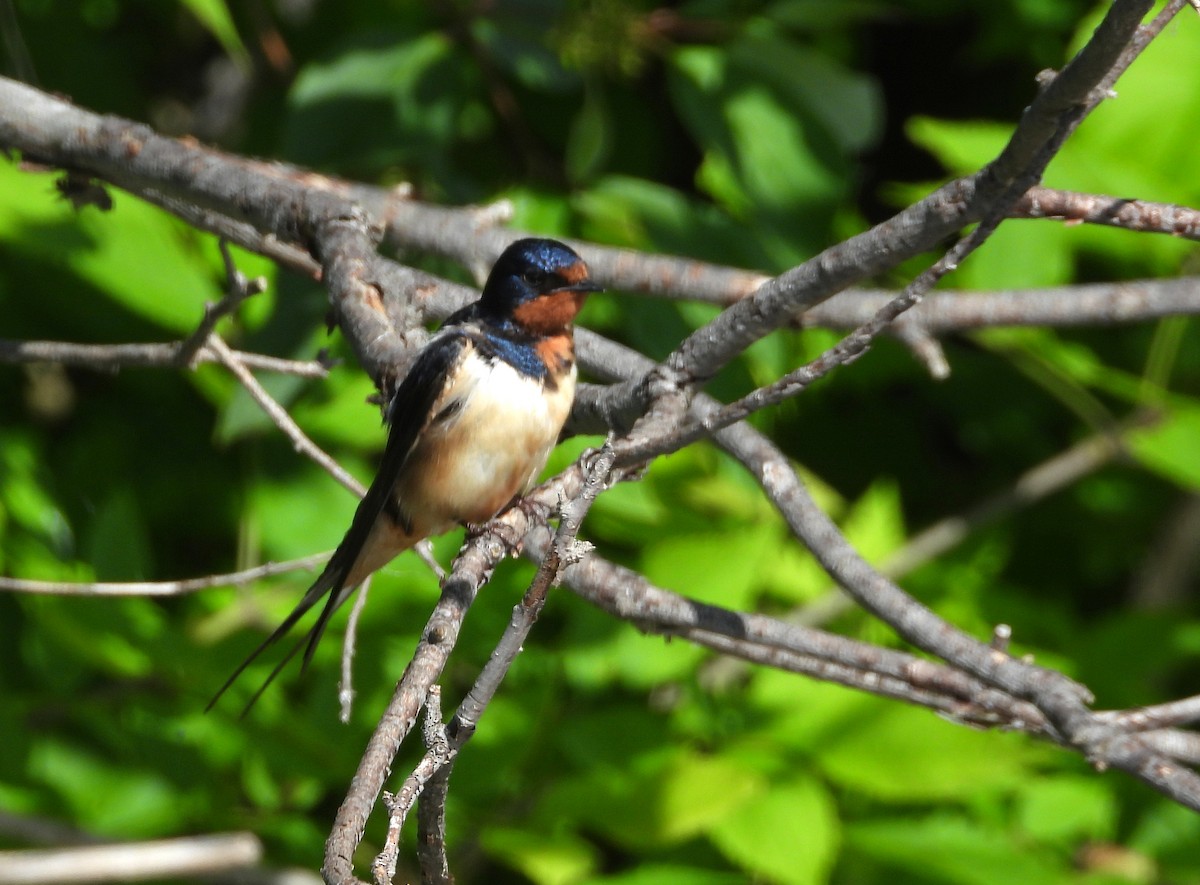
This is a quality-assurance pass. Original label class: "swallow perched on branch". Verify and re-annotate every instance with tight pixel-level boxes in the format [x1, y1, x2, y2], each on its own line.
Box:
[209, 238, 599, 711]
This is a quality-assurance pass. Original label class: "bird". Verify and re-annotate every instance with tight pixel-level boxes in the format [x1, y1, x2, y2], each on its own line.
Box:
[208, 237, 600, 712]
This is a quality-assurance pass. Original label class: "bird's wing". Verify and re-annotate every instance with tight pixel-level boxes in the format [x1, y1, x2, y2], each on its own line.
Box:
[207, 331, 468, 713]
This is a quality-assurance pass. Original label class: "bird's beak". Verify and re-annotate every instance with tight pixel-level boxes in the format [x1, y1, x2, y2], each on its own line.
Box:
[558, 280, 603, 294]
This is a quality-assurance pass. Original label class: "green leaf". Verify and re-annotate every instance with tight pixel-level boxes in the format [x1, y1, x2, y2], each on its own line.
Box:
[24, 594, 160, 679]
[579, 867, 744, 885]
[28, 740, 184, 837]
[583, 477, 671, 546]
[240, 748, 284, 811]
[907, 117, 1010, 176]
[847, 815, 1069, 885]
[667, 37, 859, 264]
[555, 706, 675, 770]
[574, 175, 761, 266]
[910, 13, 1200, 276]
[84, 489, 153, 580]
[0, 431, 72, 549]
[249, 468, 361, 562]
[1128, 799, 1200, 865]
[179, 0, 249, 66]
[730, 29, 882, 153]
[1060, 8, 1200, 207]
[471, 17, 578, 92]
[0, 164, 218, 332]
[1127, 403, 1200, 490]
[215, 370, 310, 443]
[758, 541, 831, 604]
[815, 704, 1035, 801]
[840, 480, 906, 566]
[286, 33, 480, 175]
[572, 624, 706, 690]
[482, 827, 599, 885]
[750, 670, 879, 751]
[542, 752, 762, 849]
[291, 34, 450, 105]
[566, 88, 612, 183]
[266, 370, 382, 449]
[962, 220, 1075, 290]
[643, 526, 775, 609]
[709, 774, 840, 885]
[673, 50, 838, 209]
[506, 186, 575, 237]
[650, 754, 765, 843]
[1016, 776, 1117, 844]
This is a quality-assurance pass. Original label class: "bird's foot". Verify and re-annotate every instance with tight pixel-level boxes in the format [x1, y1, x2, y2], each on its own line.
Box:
[464, 517, 526, 555]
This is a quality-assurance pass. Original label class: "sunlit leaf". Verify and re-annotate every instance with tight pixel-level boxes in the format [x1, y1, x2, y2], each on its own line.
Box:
[1016, 776, 1117, 844]
[27, 740, 184, 837]
[0, 164, 217, 331]
[643, 526, 775, 609]
[710, 775, 840, 885]
[1127, 403, 1200, 490]
[482, 827, 599, 885]
[815, 704, 1036, 801]
[847, 815, 1068, 885]
[179, 0, 250, 66]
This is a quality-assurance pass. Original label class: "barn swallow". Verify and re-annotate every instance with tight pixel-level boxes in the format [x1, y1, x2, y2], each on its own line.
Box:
[208, 238, 599, 711]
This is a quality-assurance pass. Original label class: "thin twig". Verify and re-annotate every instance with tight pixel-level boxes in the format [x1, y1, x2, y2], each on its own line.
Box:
[322, 541, 496, 885]
[0, 833, 262, 885]
[339, 575, 372, 724]
[373, 685, 446, 885]
[0, 554, 329, 597]
[411, 443, 615, 882]
[0, 338, 329, 377]
[803, 277, 1200, 336]
[207, 335, 366, 497]
[176, 238, 268, 368]
[1016, 186, 1200, 241]
[1098, 695, 1200, 731]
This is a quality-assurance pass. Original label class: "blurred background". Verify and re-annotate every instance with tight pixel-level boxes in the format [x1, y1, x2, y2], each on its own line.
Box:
[2, 1, 1200, 882]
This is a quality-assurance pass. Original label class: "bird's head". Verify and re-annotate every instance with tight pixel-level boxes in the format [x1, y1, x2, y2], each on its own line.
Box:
[480, 238, 601, 334]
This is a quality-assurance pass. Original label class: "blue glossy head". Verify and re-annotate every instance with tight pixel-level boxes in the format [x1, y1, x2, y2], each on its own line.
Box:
[479, 238, 599, 327]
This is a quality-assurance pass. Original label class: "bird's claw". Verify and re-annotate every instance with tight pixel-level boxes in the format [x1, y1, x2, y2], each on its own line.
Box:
[464, 518, 525, 555]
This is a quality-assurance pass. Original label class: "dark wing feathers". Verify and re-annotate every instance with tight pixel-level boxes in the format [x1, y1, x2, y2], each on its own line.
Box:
[207, 332, 468, 714]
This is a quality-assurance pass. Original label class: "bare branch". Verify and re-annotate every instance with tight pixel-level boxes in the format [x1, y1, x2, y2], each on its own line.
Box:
[138, 189, 323, 282]
[0, 554, 329, 597]
[373, 686, 446, 885]
[806, 277, 1200, 336]
[1015, 186, 1200, 240]
[0, 338, 329, 378]
[545, 531, 1055, 735]
[0, 833, 263, 885]
[591, 0, 1162, 427]
[322, 542, 494, 885]
[414, 762, 453, 885]
[1099, 695, 1200, 731]
[414, 688, 450, 884]
[714, 409, 1200, 810]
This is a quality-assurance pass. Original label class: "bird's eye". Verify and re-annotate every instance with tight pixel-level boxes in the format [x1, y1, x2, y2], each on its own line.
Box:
[522, 269, 549, 287]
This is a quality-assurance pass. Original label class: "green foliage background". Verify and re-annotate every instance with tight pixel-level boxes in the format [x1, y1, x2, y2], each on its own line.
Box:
[2, 1, 1200, 882]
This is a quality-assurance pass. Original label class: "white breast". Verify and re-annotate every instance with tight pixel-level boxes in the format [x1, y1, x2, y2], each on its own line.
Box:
[396, 349, 576, 532]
